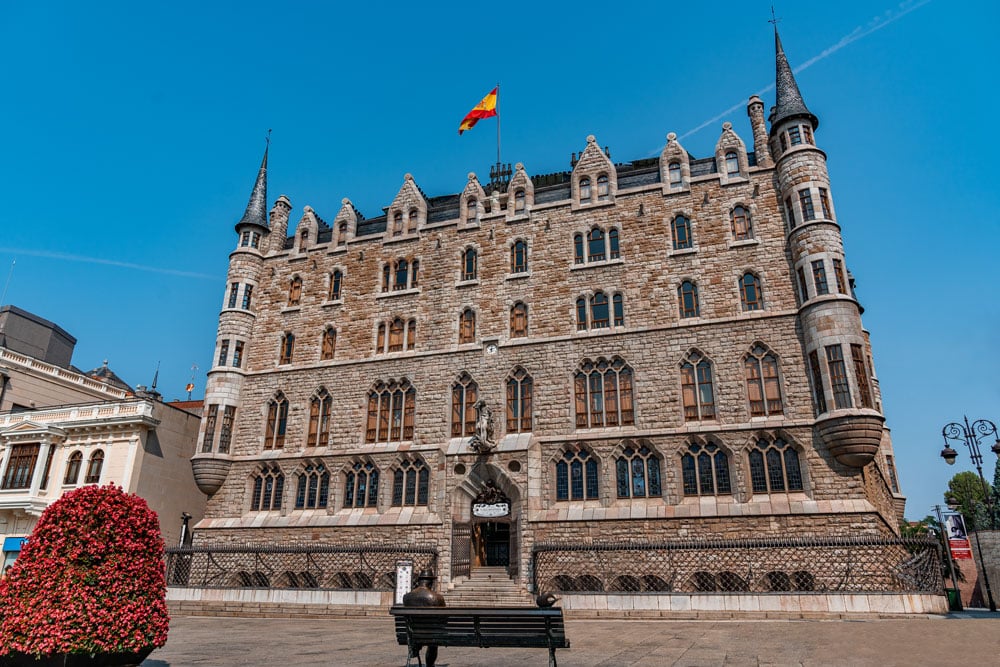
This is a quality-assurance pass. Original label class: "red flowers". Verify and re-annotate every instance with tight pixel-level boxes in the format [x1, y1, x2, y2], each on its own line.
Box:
[0, 484, 169, 657]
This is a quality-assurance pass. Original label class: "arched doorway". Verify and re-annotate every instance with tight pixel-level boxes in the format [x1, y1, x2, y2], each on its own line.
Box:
[451, 468, 520, 581]
[471, 480, 512, 567]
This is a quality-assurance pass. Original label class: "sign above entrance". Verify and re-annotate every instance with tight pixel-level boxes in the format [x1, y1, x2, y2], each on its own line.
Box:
[473, 502, 510, 518]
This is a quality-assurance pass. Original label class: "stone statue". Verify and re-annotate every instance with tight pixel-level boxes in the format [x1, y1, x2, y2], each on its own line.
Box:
[469, 399, 496, 453]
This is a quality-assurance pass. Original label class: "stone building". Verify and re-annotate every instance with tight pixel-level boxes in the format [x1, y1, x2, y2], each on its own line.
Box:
[189, 30, 915, 606]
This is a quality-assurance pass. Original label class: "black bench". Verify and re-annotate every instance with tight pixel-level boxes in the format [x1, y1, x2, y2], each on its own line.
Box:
[390, 606, 570, 667]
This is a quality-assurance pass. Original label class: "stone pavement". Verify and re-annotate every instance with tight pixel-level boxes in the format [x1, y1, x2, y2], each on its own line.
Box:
[142, 613, 1000, 666]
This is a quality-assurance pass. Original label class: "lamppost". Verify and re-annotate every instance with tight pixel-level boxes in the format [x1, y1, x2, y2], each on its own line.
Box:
[940, 416, 1000, 612]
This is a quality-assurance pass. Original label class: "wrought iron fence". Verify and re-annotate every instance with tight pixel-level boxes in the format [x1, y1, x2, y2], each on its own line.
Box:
[532, 536, 942, 594]
[166, 544, 438, 590]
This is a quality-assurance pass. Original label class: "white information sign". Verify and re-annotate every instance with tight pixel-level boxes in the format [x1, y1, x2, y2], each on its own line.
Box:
[394, 559, 413, 605]
[472, 502, 510, 518]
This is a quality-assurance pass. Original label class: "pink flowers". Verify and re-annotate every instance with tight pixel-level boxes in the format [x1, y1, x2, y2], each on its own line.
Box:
[0, 484, 170, 657]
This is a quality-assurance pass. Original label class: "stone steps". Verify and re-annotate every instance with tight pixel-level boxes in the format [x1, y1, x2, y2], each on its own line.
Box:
[446, 567, 535, 607]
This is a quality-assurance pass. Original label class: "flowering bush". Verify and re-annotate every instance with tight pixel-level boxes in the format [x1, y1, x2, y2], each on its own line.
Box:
[0, 484, 169, 658]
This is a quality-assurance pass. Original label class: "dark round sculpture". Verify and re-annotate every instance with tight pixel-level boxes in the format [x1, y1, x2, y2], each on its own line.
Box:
[536, 592, 559, 608]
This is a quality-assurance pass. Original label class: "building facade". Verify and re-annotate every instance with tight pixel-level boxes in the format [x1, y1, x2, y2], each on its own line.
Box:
[190, 32, 908, 597]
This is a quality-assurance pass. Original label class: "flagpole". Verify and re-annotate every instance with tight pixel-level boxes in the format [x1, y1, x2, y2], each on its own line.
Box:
[496, 82, 501, 168]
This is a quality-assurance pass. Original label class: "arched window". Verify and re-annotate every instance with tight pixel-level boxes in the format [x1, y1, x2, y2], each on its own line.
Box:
[587, 227, 605, 262]
[575, 297, 587, 331]
[336, 221, 348, 245]
[597, 174, 610, 201]
[668, 162, 682, 187]
[510, 302, 528, 338]
[345, 461, 379, 508]
[394, 259, 409, 291]
[680, 441, 731, 496]
[725, 151, 740, 176]
[329, 270, 343, 301]
[731, 206, 752, 241]
[251, 464, 284, 511]
[411, 260, 420, 288]
[574, 357, 635, 428]
[299, 230, 309, 251]
[381, 264, 391, 292]
[461, 247, 478, 281]
[555, 446, 599, 501]
[265, 394, 289, 449]
[392, 211, 404, 236]
[392, 458, 429, 506]
[64, 451, 82, 484]
[288, 276, 302, 306]
[615, 443, 661, 498]
[451, 372, 478, 437]
[514, 189, 526, 214]
[678, 281, 700, 318]
[573, 234, 585, 265]
[407, 208, 418, 233]
[590, 292, 610, 329]
[466, 198, 479, 223]
[459, 309, 476, 344]
[511, 239, 528, 273]
[613, 293, 624, 327]
[579, 176, 592, 203]
[279, 333, 295, 365]
[671, 215, 692, 250]
[376, 323, 386, 353]
[388, 318, 405, 352]
[745, 345, 783, 417]
[406, 318, 417, 351]
[740, 272, 763, 311]
[749, 437, 804, 493]
[506, 367, 533, 433]
[295, 463, 329, 509]
[680, 351, 715, 421]
[365, 379, 416, 443]
[307, 388, 333, 447]
[321, 327, 337, 361]
[609, 228, 620, 259]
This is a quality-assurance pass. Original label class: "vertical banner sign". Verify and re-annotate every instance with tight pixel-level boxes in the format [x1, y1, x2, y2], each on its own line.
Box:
[944, 513, 973, 560]
[395, 559, 413, 605]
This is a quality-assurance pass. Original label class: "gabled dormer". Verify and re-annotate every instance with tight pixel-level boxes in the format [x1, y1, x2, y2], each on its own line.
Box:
[293, 206, 321, 255]
[332, 197, 362, 247]
[387, 174, 428, 238]
[660, 132, 691, 194]
[459, 173, 487, 226]
[506, 163, 534, 219]
[571, 135, 616, 209]
[715, 122, 749, 185]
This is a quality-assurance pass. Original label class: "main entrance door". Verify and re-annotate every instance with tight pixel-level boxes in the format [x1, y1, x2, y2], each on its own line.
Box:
[473, 521, 510, 567]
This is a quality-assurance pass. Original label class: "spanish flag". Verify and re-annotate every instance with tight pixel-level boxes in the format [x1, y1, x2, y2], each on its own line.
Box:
[458, 87, 498, 135]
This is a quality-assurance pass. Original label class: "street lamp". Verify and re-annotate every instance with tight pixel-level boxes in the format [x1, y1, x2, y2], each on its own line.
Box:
[939, 416, 1000, 612]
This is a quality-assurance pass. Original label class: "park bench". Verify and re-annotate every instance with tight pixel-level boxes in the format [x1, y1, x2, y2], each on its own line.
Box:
[390, 606, 570, 667]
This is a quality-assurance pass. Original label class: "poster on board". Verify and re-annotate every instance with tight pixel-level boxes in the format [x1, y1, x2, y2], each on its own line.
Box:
[944, 513, 973, 560]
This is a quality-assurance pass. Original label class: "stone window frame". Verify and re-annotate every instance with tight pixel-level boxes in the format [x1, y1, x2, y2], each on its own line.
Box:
[463, 196, 480, 226]
[743, 343, 784, 418]
[249, 463, 285, 512]
[612, 439, 664, 500]
[287, 275, 303, 307]
[679, 348, 716, 422]
[327, 268, 344, 302]
[505, 366, 533, 434]
[574, 289, 625, 331]
[573, 356, 636, 429]
[365, 378, 416, 444]
[307, 387, 333, 447]
[679, 437, 734, 498]
[509, 238, 529, 275]
[320, 326, 337, 361]
[729, 204, 754, 242]
[390, 455, 431, 507]
[669, 213, 696, 253]
[572, 224, 623, 267]
[63, 450, 83, 485]
[264, 392, 290, 450]
[278, 332, 295, 365]
[451, 372, 479, 437]
[381, 256, 421, 293]
[737, 269, 765, 312]
[458, 307, 477, 345]
[459, 245, 479, 283]
[342, 458, 381, 510]
[509, 301, 529, 339]
[677, 279, 701, 319]
[84, 450, 104, 484]
[374, 317, 417, 355]
[746, 433, 808, 496]
[552, 443, 601, 502]
[293, 460, 330, 511]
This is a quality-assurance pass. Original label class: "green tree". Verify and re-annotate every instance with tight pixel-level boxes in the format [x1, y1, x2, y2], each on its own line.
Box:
[944, 470, 993, 528]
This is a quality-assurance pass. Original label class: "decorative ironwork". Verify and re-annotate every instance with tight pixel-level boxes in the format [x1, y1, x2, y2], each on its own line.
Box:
[165, 543, 436, 590]
[532, 536, 942, 594]
[451, 524, 471, 580]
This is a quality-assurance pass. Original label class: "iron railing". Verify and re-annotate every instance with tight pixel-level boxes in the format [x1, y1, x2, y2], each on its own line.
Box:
[166, 543, 437, 590]
[532, 536, 942, 594]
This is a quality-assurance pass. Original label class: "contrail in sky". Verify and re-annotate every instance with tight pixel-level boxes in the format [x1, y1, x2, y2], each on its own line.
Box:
[0, 247, 217, 281]
[676, 0, 932, 142]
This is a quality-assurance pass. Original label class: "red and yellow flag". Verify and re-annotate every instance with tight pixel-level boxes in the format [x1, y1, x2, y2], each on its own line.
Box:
[458, 87, 498, 135]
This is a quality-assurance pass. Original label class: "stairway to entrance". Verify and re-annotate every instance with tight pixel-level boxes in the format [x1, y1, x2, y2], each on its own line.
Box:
[446, 566, 535, 607]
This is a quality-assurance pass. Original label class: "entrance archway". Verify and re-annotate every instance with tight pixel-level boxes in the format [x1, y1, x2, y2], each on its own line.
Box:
[450, 465, 520, 581]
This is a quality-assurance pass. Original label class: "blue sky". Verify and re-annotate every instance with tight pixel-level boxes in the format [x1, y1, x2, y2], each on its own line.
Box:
[0, 1, 996, 519]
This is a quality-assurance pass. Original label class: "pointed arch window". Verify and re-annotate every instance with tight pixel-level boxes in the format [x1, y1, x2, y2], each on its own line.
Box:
[725, 151, 740, 176]
[279, 333, 295, 365]
[668, 161, 682, 187]
[587, 227, 605, 262]
[615, 443, 661, 498]
[461, 247, 478, 281]
[740, 272, 763, 311]
[337, 221, 348, 245]
[394, 259, 410, 291]
[288, 276, 303, 306]
[459, 309, 476, 344]
[451, 373, 479, 437]
[265, 394, 289, 449]
[579, 177, 592, 203]
[608, 228, 620, 259]
[514, 189, 526, 214]
[573, 234, 585, 265]
[510, 302, 528, 338]
[556, 446, 599, 501]
[731, 206, 752, 241]
[506, 366, 533, 433]
[298, 230, 309, 252]
[84, 450, 104, 484]
[295, 463, 330, 509]
[64, 451, 83, 485]
[251, 464, 284, 511]
[406, 318, 417, 350]
[511, 239, 528, 273]
[749, 437, 803, 493]
[392, 211, 404, 236]
[671, 215, 692, 250]
[407, 208, 419, 233]
[681, 442, 732, 496]
[466, 198, 479, 224]
[745, 345, 783, 417]
[321, 327, 337, 361]
[590, 292, 610, 329]
[680, 351, 715, 421]
[392, 458, 429, 506]
[366, 379, 416, 443]
[307, 388, 333, 447]
[388, 318, 405, 352]
[329, 270, 343, 301]
[597, 174, 610, 201]
[574, 357, 635, 428]
[678, 281, 700, 318]
[613, 293, 624, 327]
[345, 461, 379, 508]
[575, 297, 587, 331]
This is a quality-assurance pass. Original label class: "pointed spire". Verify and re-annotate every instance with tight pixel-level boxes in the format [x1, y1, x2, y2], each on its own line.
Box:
[771, 27, 818, 131]
[235, 133, 270, 231]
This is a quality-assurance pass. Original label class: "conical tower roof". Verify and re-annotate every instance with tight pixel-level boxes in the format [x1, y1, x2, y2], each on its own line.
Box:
[770, 27, 818, 132]
[235, 143, 269, 231]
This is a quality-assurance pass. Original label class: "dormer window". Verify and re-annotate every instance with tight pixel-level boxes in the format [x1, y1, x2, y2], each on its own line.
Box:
[393, 212, 404, 236]
[461, 247, 478, 281]
[299, 230, 308, 251]
[466, 198, 479, 223]
[407, 208, 418, 233]
[579, 177, 592, 203]
[668, 162, 682, 188]
[337, 222, 347, 246]
[725, 151, 740, 177]
[730, 206, 752, 241]
[514, 189, 525, 214]
[597, 174, 609, 201]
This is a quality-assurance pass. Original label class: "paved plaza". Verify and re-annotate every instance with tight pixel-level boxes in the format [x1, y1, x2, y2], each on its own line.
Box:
[142, 613, 1000, 666]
